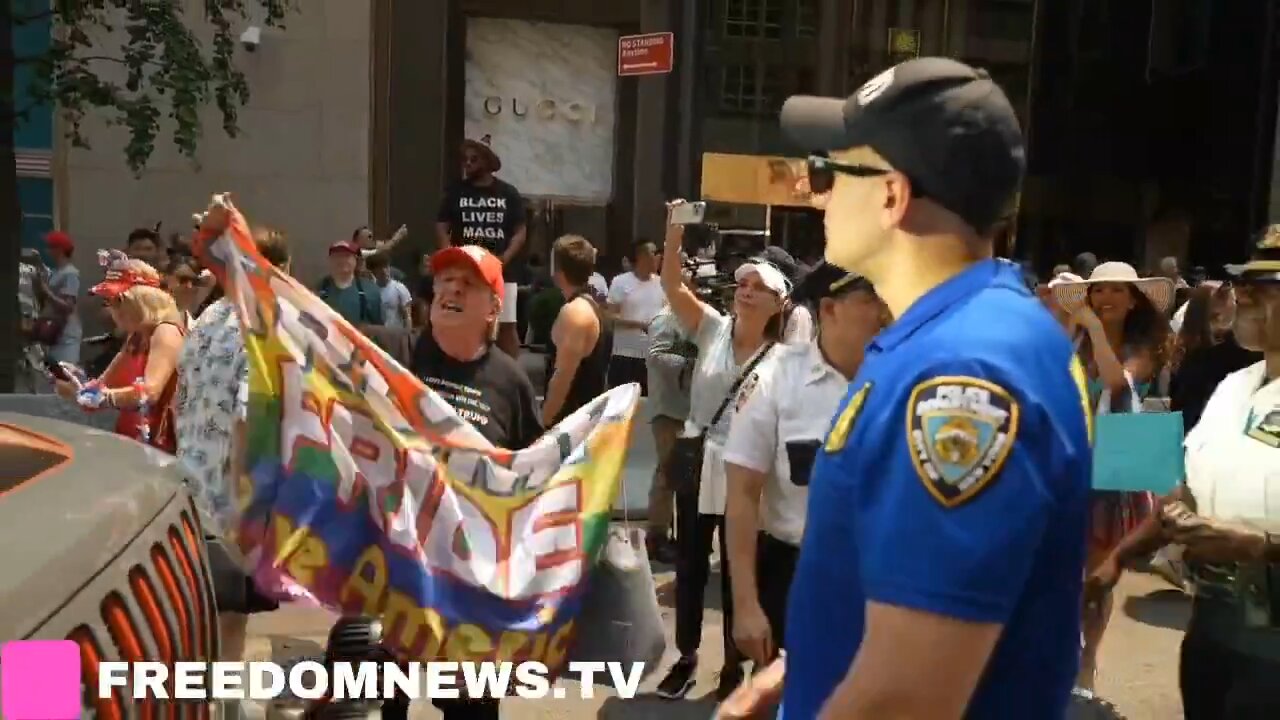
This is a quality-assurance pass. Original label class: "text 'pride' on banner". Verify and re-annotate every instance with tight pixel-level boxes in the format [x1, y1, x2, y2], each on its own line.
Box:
[192, 196, 639, 673]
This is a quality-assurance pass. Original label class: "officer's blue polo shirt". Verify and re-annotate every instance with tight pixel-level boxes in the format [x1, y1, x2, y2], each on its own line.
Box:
[782, 258, 1092, 719]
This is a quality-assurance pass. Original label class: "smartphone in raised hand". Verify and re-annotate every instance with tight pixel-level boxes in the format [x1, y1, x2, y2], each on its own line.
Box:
[669, 201, 707, 226]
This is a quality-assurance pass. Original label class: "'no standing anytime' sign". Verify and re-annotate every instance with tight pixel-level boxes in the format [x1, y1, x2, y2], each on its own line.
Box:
[618, 32, 674, 76]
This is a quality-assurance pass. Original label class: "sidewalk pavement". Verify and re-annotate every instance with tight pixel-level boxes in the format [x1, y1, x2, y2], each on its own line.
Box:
[244, 566, 1189, 719]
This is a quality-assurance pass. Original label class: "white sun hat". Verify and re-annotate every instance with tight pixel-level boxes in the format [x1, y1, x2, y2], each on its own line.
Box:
[1051, 261, 1175, 314]
[1047, 271, 1083, 288]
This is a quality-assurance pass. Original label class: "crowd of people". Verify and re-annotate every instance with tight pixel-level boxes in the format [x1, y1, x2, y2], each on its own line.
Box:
[10, 54, 1280, 720]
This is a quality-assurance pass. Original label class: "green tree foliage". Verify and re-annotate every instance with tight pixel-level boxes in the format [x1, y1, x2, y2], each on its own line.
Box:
[1, 0, 294, 392]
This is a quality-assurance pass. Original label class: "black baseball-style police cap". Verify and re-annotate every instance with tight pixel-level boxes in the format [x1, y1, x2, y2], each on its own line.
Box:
[791, 262, 873, 304]
[780, 57, 1026, 235]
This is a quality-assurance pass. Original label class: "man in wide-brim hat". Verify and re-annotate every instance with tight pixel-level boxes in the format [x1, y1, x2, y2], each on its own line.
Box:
[435, 134, 528, 359]
[460, 136, 501, 173]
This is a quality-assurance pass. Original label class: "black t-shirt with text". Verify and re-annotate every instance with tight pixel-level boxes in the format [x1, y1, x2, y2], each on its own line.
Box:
[410, 331, 542, 449]
[437, 178, 527, 281]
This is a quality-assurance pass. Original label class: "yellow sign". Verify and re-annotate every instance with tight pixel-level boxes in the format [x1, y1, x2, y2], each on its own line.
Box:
[701, 152, 819, 208]
[888, 28, 921, 60]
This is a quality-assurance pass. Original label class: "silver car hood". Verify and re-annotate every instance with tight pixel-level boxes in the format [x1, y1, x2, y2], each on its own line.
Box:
[0, 412, 187, 640]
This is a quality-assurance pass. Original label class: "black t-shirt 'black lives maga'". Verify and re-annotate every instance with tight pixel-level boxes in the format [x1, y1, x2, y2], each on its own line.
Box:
[410, 331, 543, 450]
[437, 178, 527, 281]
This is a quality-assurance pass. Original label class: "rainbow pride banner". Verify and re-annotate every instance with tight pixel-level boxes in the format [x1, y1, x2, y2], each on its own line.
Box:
[193, 197, 638, 672]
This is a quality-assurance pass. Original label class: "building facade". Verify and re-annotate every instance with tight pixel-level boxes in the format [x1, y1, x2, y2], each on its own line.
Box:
[380, 0, 1037, 272]
[41, 0, 1279, 287]
[13, 8, 54, 254]
[56, 0, 371, 286]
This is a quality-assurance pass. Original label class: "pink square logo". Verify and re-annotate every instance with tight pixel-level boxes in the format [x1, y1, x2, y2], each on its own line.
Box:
[1, 640, 83, 720]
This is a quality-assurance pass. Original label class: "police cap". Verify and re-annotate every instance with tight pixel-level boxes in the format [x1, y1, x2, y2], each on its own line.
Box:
[780, 57, 1025, 235]
[791, 262, 873, 304]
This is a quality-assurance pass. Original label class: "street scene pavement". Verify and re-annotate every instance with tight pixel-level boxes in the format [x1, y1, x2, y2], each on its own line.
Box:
[248, 562, 1189, 719]
[245, 391, 1191, 719]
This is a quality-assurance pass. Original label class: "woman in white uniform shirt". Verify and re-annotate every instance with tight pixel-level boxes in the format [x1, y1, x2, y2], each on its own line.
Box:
[723, 263, 888, 666]
[655, 202, 792, 701]
[1086, 232, 1280, 719]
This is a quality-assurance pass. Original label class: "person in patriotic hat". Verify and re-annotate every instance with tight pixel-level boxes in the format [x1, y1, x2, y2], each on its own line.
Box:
[53, 250, 186, 452]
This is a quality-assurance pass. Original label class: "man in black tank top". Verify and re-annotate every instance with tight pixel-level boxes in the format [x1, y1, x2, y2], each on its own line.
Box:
[543, 234, 612, 424]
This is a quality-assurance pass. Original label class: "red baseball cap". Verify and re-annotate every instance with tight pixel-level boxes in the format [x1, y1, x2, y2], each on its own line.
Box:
[431, 245, 505, 302]
[44, 231, 74, 253]
[328, 240, 360, 256]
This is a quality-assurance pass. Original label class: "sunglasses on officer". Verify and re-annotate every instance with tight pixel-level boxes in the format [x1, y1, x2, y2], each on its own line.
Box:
[806, 153, 927, 199]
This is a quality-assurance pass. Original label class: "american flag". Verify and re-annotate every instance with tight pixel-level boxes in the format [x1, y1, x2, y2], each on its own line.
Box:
[15, 149, 52, 178]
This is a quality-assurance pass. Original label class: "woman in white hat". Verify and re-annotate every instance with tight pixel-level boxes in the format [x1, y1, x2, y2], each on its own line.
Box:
[1052, 261, 1175, 688]
[655, 201, 794, 701]
[1036, 271, 1084, 329]
[1084, 231, 1280, 718]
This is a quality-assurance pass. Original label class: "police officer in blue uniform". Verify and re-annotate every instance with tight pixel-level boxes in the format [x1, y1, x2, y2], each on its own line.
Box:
[717, 57, 1093, 720]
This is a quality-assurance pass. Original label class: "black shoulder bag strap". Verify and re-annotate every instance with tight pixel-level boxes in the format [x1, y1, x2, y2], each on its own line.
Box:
[663, 340, 775, 493]
[705, 341, 776, 431]
[355, 278, 374, 323]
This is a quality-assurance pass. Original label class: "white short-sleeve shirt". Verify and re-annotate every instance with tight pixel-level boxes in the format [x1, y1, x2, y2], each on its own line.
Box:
[1185, 360, 1280, 524]
[722, 341, 849, 545]
[379, 279, 412, 330]
[607, 271, 666, 358]
[175, 298, 250, 538]
[680, 306, 777, 515]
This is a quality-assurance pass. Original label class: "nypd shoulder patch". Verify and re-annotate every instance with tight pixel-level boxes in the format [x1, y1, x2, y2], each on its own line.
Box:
[907, 376, 1019, 508]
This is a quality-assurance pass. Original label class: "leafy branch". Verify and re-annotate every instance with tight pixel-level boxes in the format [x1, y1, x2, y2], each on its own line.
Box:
[15, 0, 296, 174]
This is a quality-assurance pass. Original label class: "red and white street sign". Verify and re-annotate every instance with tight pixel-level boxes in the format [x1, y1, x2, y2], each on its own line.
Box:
[618, 32, 674, 76]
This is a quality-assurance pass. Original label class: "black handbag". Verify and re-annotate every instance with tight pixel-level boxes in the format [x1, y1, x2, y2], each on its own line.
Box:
[664, 342, 775, 494]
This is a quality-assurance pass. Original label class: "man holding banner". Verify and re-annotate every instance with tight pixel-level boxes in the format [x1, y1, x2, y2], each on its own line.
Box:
[192, 195, 641, 720]
[402, 245, 542, 720]
[409, 245, 543, 452]
[719, 58, 1093, 719]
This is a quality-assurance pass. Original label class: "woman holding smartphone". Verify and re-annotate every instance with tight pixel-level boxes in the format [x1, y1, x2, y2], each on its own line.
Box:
[54, 253, 186, 453]
[1085, 231, 1280, 719]
[654, 200, 791, 701]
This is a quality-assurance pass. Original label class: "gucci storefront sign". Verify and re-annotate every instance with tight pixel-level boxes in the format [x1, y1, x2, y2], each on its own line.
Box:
[481, 96, 599, 124]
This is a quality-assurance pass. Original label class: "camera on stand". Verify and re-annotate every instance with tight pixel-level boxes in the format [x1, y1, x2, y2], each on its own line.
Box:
[677, 222, 772, 314]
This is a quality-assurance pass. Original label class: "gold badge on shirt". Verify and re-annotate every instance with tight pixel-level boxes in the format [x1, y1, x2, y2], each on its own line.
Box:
[735, 372, 762, 413]
[1247, 409, 1280, 447]
[825, 382, 872, 453]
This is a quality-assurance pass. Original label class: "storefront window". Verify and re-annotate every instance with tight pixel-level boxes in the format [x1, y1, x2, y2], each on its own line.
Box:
[724, 0, 786, 40]
[701, 0, 826, 252]
[695, 0, 1038, 258]
[970, 0, 1035, 41]
[796, 0, 818, 37]
[719, 64, 761, 113]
